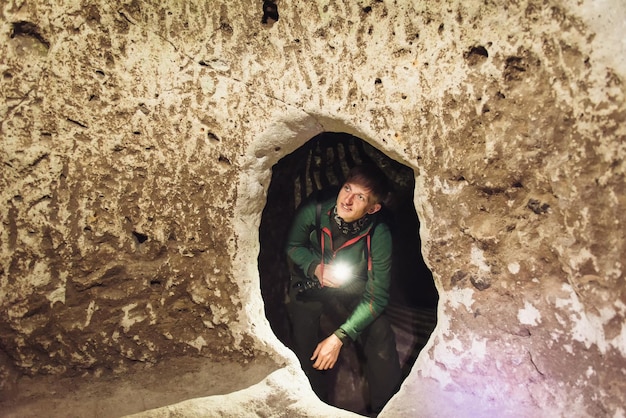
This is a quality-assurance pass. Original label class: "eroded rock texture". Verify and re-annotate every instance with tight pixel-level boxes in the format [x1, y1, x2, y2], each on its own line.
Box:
[0, 0, 624, 417]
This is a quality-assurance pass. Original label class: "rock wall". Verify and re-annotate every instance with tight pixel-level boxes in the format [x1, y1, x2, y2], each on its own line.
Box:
[1, 0, 624, 417]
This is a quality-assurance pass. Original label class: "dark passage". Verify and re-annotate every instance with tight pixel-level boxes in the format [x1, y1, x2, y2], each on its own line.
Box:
[258, 132, 438, 414]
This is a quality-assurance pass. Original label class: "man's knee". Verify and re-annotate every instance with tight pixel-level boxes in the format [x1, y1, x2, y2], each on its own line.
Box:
[362, 317, 398, 360]
[366, 316, 395, 343]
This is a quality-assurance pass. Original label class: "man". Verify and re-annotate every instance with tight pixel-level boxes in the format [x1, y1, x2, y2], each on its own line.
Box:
[285, 164, 401, 415]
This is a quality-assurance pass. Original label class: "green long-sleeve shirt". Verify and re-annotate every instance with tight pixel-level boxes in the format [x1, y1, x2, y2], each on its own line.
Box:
[285, 195, 393, 341]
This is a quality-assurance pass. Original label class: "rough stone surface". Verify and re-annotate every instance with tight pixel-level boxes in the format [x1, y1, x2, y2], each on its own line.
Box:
[1, 355, 280, 417]
[0, 0, 624, 417]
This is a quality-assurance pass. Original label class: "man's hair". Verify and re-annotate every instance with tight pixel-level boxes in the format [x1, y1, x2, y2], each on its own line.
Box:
[345, 164, 390, 205]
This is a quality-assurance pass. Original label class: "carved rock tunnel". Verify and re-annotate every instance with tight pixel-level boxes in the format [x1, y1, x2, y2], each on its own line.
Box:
[258, 132, 438, 414]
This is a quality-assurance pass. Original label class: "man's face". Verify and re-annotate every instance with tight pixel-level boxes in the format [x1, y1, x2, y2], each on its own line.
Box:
[335, 182, 381, 223]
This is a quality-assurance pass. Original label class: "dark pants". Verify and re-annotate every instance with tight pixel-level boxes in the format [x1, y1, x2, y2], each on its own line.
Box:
[287, 283, 401, 413]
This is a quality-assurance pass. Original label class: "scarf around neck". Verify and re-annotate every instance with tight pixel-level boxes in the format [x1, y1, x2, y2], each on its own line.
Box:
[332, 205, 373, 235]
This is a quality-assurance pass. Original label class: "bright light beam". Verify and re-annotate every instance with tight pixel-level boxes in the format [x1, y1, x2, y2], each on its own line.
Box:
[332, 262, 352, 284]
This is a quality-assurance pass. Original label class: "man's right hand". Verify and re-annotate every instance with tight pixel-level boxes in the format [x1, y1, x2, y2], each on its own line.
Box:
[314, 264, 342, 288]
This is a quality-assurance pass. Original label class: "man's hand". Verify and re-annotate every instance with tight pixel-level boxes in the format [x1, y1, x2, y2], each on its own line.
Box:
[311, 334, 343, 370]
[314, 264, 342, 288]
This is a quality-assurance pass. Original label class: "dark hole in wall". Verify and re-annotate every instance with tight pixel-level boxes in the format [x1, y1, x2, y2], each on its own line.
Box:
[258, 132, 438, 415]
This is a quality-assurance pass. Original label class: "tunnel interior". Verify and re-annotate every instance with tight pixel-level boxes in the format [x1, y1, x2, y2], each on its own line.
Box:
[258, 132, 439, 414]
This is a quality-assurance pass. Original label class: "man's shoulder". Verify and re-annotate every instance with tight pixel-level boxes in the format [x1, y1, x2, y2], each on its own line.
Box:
[371, 211, 393, 237]
[308, 187, 338, 213]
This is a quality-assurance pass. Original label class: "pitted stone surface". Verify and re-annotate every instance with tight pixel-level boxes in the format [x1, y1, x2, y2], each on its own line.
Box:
[1, 1, 624, 417]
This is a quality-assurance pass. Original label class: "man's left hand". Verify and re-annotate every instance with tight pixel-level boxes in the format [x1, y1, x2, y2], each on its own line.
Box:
[311, 334, 343, 370]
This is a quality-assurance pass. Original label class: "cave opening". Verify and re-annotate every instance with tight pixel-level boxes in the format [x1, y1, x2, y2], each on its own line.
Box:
[258, 132, 438, 415]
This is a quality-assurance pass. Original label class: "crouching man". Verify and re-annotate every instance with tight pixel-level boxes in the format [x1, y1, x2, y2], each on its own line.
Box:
[285, 164, 401, 415]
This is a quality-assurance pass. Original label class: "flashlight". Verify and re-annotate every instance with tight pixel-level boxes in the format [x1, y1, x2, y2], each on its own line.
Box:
[332, 262, 352, 284]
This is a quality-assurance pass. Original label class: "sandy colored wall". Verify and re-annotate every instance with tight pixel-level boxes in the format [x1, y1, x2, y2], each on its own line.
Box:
[1, 0, 624, 416]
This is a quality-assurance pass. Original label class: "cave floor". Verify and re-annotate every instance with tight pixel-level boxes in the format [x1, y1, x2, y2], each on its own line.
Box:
[0, 355, 280, 418]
